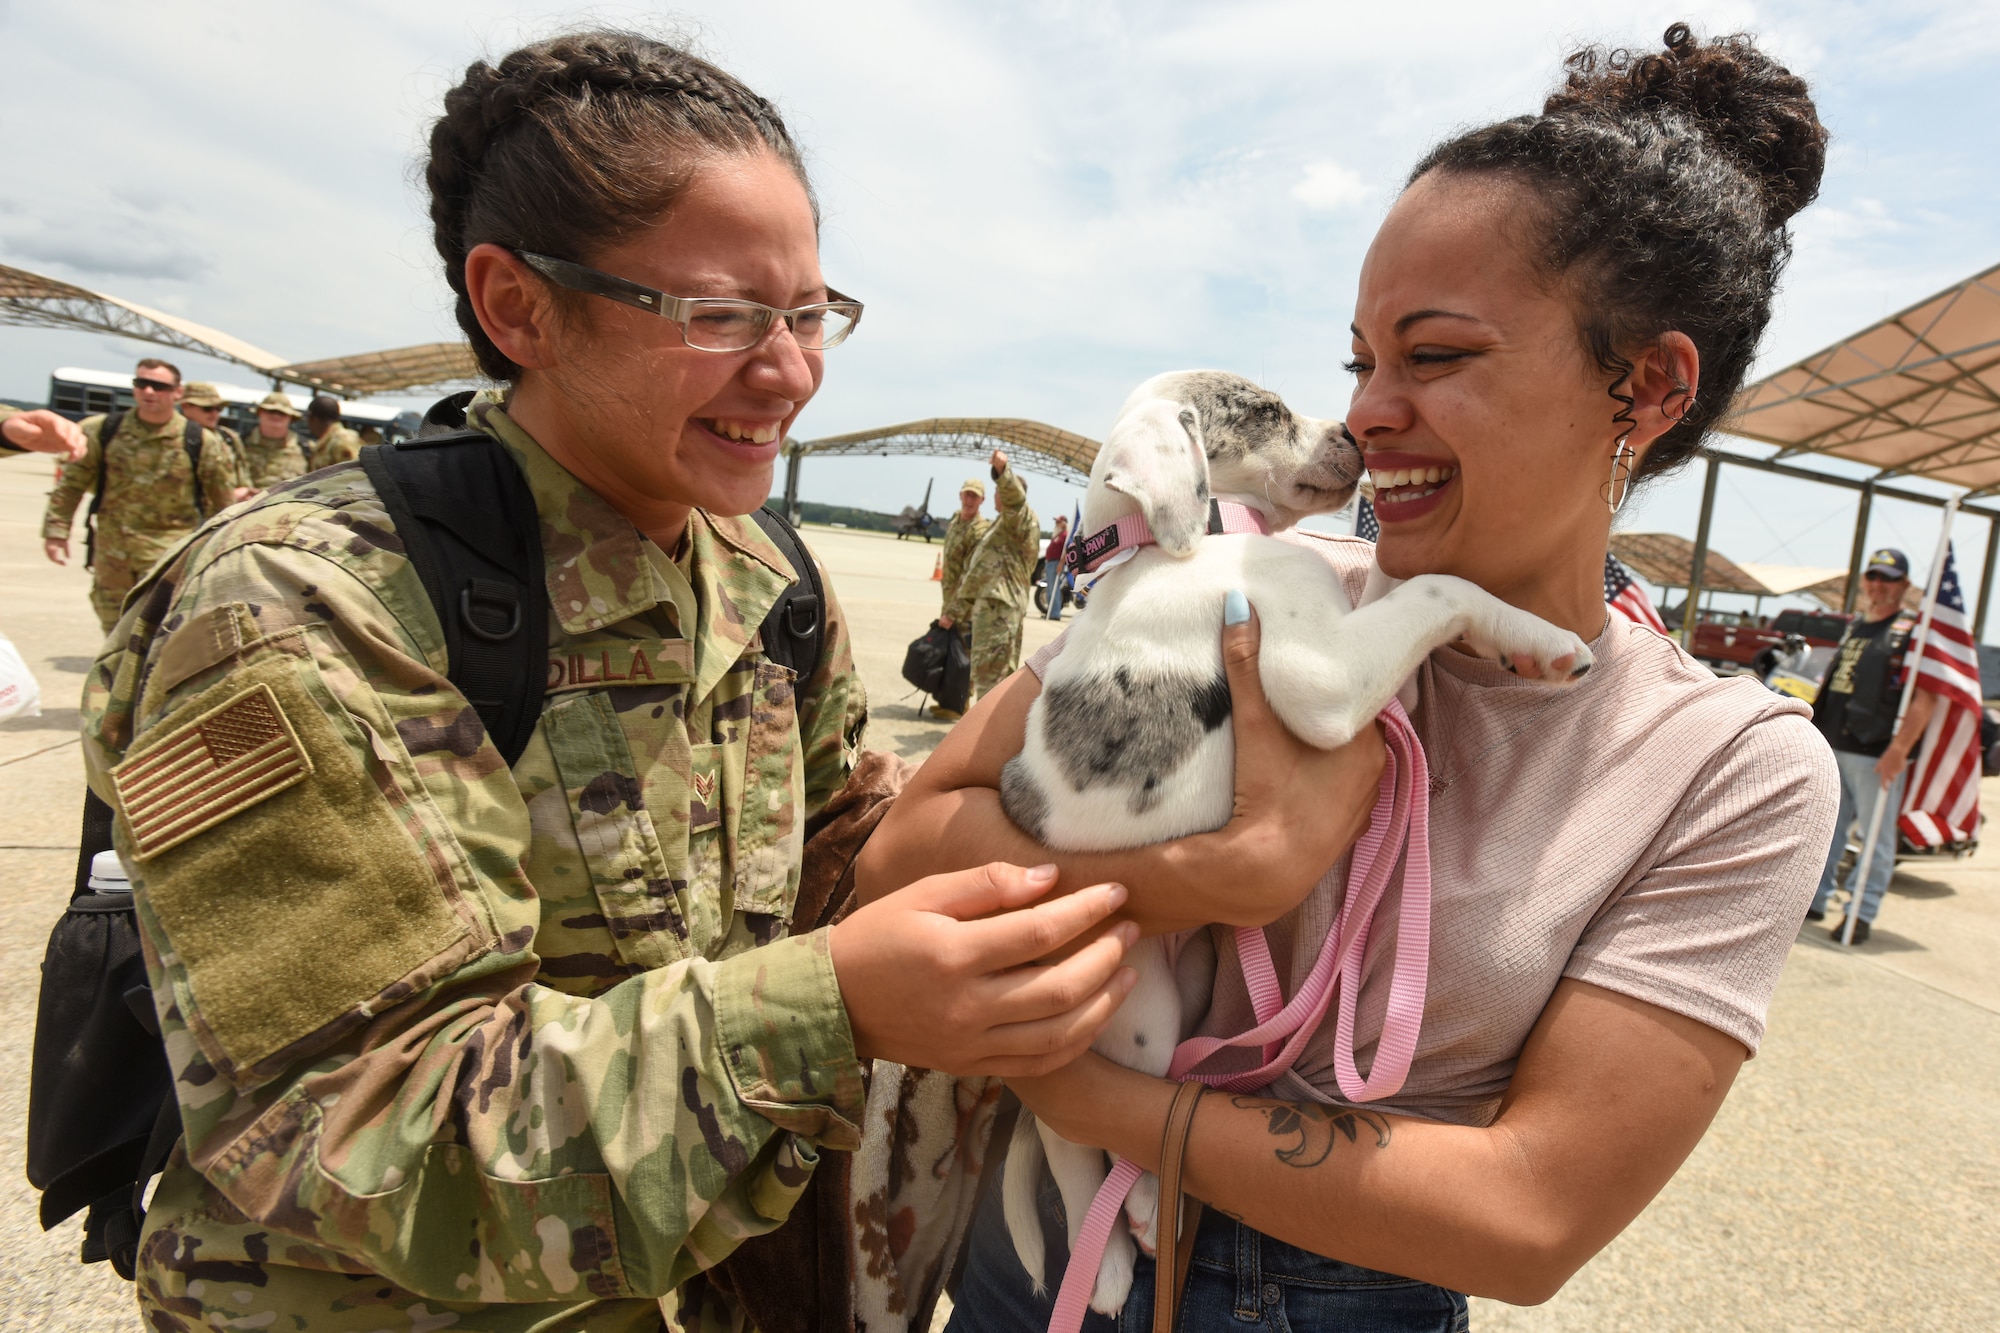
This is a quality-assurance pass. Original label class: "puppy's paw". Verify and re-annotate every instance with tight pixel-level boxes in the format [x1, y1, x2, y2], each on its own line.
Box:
[1090, 1231, 1138, 1316]
[1125, 1172, 1161, 1256]
[1468, 605, 1594, 683]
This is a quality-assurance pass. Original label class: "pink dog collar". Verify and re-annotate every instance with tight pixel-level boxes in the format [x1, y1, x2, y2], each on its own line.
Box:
[1066, 499, 1271, 574]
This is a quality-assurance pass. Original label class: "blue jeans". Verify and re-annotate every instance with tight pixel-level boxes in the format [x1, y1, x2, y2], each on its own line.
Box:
[947, 1163, 1469, 1332]
[1044, 558, 1066, 620]
[1811, 747, 1907, 925]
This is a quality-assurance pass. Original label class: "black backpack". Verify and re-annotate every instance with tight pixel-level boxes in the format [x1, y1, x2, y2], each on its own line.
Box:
[27, 395, 826, 1277]
[83, 410, 211, 569]
[901, 620, 972, 714]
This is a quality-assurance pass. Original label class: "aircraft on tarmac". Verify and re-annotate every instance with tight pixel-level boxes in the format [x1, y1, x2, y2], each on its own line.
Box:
[893, 479, 939, 542]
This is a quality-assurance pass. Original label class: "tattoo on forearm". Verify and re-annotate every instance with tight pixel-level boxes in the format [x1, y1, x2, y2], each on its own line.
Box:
[1230, 1097, 1391, 1169]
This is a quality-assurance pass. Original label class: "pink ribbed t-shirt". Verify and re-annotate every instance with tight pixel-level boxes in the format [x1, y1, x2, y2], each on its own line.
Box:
[1026, 532, 1839, 1128]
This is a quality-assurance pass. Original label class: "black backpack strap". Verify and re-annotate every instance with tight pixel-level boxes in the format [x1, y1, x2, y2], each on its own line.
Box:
[183, 419, 207, 518]
[295, 431, 313, 468]
[84, 411, 123, 569]
[361, 430, 548, 766]
[749, 505, 826, 698]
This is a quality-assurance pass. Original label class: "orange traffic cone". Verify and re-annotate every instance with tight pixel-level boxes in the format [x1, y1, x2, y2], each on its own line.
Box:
[930, 553, 943, 581]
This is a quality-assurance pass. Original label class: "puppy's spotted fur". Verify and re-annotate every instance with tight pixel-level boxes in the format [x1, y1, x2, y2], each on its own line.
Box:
[998, 370, 1592, 1316]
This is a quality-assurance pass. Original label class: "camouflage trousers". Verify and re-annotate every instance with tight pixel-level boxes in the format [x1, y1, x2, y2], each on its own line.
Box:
[969, 597, 1025, 701]
[89, 541, 179, 631]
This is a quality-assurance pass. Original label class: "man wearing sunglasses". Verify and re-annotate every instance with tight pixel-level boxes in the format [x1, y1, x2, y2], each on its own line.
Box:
[42, 358, 245, 631]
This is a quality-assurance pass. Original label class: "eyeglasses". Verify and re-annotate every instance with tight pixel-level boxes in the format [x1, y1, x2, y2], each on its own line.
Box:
[132, 378, 177, 394]
[515, 251, 862, 352]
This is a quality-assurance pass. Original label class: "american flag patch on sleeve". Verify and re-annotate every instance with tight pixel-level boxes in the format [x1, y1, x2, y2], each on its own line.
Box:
[113, 683, 314, 858]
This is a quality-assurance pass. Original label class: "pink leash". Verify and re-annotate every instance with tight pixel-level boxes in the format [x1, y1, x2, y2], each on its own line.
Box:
[1044, 700, 1433, 1333]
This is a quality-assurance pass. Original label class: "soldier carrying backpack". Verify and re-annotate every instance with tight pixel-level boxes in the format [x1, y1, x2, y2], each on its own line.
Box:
[27, 31, 1132, 1329]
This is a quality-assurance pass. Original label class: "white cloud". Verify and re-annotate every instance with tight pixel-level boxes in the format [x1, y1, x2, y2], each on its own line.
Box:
[0, 0, 1994, 550]
[1292, 161, 1374, 213]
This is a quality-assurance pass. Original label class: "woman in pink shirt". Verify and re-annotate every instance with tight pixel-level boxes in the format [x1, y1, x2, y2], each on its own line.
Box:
[862, 23, 1838, 1331]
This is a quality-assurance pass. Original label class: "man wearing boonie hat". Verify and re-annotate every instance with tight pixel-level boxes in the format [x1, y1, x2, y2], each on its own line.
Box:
[1807, 546, 1941, 944]
[41, 358, 245, 629]
[931, 475, 990, 719]
[945, 448, 1039, 705]
[178, 383, 250, 478]
[239, 391, 315, 491]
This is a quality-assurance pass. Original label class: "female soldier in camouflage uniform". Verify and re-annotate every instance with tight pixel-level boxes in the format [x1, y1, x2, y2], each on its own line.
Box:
[80, 33, 1142, 1331]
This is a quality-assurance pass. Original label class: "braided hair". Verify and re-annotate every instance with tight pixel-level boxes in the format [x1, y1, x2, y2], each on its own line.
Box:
[1409, 23, 1828, 489]
[425, 31, 816, 381]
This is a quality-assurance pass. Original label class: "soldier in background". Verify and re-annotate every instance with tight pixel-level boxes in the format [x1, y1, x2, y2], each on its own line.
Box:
[943, 448, 1040, 704]
[239, 392, 314, 490]
[304, 393, 364, 469]
[42, 357, 245, 630]
[1, 404, 89, 460]
[178, 383, 248, 481]
[932, 475, 989, 720]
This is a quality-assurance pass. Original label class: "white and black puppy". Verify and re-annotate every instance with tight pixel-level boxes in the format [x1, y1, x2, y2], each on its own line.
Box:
[999, 370, 1592, 1315]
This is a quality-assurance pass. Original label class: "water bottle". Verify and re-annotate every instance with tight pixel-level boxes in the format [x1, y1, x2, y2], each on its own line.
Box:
[87, 849, 132, 895]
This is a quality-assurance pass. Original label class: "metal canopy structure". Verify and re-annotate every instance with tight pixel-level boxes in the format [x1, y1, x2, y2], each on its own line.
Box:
[778, 417, 1102, 518]
[1667, 259, 2000, 647]
[1612, 532, 1767, 598]
[1727, 262, 2000, 493]
[1, 262, 289, 376]
[277, 342, 482, 397]
[0, 261, 481, 398]
[1611, 531, 1916, 614]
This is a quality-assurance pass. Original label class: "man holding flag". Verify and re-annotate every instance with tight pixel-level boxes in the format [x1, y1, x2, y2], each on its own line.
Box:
[1894, 543, 1985, 859]
[1806, 548, 1942, 943]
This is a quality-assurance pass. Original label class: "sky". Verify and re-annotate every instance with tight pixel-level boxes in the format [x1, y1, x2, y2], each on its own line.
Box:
[3, 1, 1997, 626]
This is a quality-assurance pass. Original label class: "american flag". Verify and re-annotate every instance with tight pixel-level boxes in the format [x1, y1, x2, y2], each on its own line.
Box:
[1355, 495, 1379, 541]
[1899, 543, 1985, 851]
[1604, 554, 1669, 634]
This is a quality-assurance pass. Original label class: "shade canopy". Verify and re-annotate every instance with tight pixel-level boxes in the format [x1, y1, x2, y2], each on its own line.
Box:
[1611, 531, 1767, 597]
[1, 262, 288, 374]
[1732, 562, 1850, 597]
[276, 342, 482, 397]
[1725, 261, 2000, 492]
[0, 262, 481, 398]
[792, 417, 1102, 486]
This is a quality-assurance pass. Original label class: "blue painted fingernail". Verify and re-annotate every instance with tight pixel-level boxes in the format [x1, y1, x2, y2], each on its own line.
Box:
[1224, 589, 1249, 625]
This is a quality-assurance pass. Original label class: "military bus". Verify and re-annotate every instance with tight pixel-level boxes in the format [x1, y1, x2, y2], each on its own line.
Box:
[45, 367, 418, 443]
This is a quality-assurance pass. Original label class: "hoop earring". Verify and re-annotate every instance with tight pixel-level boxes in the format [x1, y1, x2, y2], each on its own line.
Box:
[1606, 436, 1635, 515]
[1664, 390, 1697, 423]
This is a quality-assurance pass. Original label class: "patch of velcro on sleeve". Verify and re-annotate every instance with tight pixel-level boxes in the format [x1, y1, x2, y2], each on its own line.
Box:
[114, 683, 312, 858]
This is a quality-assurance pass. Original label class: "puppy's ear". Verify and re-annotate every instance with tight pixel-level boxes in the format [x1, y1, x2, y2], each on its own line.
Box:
[1100, 400, 1210, 557]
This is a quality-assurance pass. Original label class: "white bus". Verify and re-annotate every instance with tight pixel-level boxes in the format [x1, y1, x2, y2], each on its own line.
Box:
[46, 367, 418, 443]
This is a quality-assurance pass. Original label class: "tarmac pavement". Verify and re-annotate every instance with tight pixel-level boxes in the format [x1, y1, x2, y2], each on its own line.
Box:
[0, 454, 1993, 1329]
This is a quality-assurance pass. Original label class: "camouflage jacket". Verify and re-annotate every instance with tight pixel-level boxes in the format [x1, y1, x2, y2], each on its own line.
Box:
[0, 402, 19, 451]
[308, 422, 365, 471]
[81, 400, 870, 1328]
[939, 510, 989, 618]
[42, 410, 242, 556]
[944, 463, 1039, 620]
[239, 426, 315, 489]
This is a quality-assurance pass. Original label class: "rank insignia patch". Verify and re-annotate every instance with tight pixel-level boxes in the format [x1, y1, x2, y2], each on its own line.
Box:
[114, 683, 313, 858]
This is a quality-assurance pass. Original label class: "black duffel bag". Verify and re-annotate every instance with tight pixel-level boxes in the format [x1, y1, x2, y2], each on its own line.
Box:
[902, 621, 972, 714]
[27, 788, 178, 1279]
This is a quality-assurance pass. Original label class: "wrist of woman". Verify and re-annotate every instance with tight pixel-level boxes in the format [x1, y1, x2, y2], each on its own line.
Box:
[1012, 1054, 1181, 1166]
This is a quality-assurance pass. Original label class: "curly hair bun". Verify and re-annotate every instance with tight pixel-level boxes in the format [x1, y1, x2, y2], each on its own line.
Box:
[1547, 22, 1827, 228]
